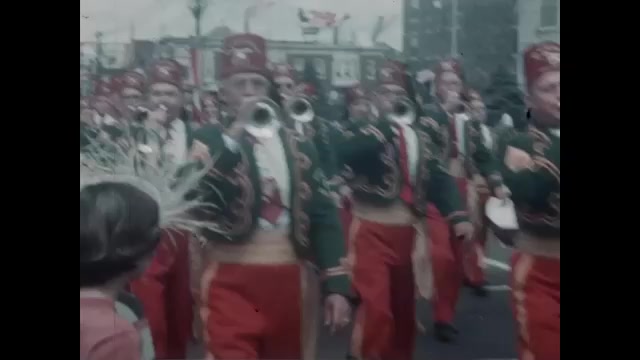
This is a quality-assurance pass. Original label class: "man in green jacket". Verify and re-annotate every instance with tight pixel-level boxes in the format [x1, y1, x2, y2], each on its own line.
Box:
[496, 41, 560, 360]
[189, 33, 352, 360]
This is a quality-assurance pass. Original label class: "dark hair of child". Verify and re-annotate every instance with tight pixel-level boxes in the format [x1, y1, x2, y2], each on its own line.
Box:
[80, 182, 162, 288]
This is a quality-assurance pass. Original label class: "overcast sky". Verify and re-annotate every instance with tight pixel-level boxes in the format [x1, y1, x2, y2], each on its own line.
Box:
[80, 0, 404, 49]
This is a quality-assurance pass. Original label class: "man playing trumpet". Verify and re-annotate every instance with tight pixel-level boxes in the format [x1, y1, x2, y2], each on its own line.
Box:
[189, 33, 352, 360]
[339, 60, 473, 360]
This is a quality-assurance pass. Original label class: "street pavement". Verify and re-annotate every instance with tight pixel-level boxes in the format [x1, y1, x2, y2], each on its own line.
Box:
[188, 235, 517, 360]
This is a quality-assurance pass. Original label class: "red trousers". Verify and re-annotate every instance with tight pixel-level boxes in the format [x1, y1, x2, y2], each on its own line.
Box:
[129, 231, 193, 360]
[426, 204, 464, 324]
[349, 218, 417, 360]
[511, 252, 560, 360]
[465, 190, 491, 285]
[200, 261, 308, 360]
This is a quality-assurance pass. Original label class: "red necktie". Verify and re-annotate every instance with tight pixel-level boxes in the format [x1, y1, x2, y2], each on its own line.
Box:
[397, 127, 413, 205]
[261, 181, 284, 224]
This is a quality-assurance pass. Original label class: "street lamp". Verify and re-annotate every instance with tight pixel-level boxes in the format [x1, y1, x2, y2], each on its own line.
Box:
[189, 0, 209, 38]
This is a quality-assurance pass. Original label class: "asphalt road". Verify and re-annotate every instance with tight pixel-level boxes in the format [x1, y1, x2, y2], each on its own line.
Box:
[189, 234, 517, 360]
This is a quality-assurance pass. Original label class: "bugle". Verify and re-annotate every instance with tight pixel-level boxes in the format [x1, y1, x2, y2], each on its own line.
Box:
[241, 97, 281, 139]
[387, 96, 416, 125]
[285, 96, 314, 123]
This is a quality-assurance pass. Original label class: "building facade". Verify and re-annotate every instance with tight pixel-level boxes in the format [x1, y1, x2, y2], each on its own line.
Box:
[156, 37, 394, 90]
[516, 0, 560, 87]
[403, 0, 519, 89]
[403, 0, 453, 71]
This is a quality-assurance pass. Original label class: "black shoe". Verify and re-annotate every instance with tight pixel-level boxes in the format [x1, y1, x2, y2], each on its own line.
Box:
[472, 283, 489, 297]
[464, 280, 489, 297]
[434, 322, 458, 343]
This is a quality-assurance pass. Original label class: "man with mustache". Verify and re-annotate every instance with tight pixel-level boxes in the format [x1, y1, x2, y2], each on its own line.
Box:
[128, 58, 195, 360]
[188, 33, 352, 360]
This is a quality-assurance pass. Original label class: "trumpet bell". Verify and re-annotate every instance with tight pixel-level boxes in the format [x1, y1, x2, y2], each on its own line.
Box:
[286, 97, 314, 123]
[242, 97, 281, 139]
[387, 97, 416, 125]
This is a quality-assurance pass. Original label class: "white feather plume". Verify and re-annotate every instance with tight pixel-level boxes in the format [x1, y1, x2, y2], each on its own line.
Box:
[80, 130, 227, 245]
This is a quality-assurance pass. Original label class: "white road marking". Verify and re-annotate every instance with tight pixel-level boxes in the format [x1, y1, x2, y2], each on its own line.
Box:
[484, 258, 511, 271]
[485, 284, 511, 291]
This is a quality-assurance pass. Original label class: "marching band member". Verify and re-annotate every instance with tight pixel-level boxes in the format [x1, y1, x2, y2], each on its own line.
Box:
[341, 60, 473, 360]
[190, 33, 352, 360]
[337, 84, 373, 241]
[128, 58, 195, 360]
[271, 62, 342, 195]
[497, 41, 560, 360]
[80, 78, 124, 150]
[421, 59, 504, 341]
[461, 88, 506, 295]
[116, 69, 147, 120]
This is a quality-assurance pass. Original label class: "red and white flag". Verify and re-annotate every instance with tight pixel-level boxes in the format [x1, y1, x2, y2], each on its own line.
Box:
[298, 9, 339, 28]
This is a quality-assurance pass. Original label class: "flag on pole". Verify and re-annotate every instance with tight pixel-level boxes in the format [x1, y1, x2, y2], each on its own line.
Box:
[298, 9, 342, 40]
[298, 9, 340, 28]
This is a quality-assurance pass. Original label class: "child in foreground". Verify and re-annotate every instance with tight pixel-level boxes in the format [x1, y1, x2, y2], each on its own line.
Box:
[80, 182, 160, 360]
[80, 131, 216, 360]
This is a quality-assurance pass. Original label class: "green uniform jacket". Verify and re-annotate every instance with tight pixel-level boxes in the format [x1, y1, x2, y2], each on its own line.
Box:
[421, 104, 454, 162]
[298, 116, 342, 192]
[334, 119, 469, 224]
[192, 124, 350, 297]
[496, 125, 560, 238]
[464, 119, 504, 189]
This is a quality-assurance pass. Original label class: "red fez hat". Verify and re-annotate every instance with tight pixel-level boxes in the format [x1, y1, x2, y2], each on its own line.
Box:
[94, 78, 115, 97]
[220, 33, 269, 79]
[345, 84, 367, 105]
[147, 59, 184, 90]
[270, 62, 296, 82]
[379, 60, 407, 89]
[119, 70, 146, 93]
[434, 58, 463, 82]
[524, 41, 560, 87]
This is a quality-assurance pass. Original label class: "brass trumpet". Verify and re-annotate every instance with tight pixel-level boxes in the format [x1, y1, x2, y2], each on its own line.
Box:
[387, 96, 416, 125]
[241, 97, 281, 139]
[285, 96, 314, 123]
